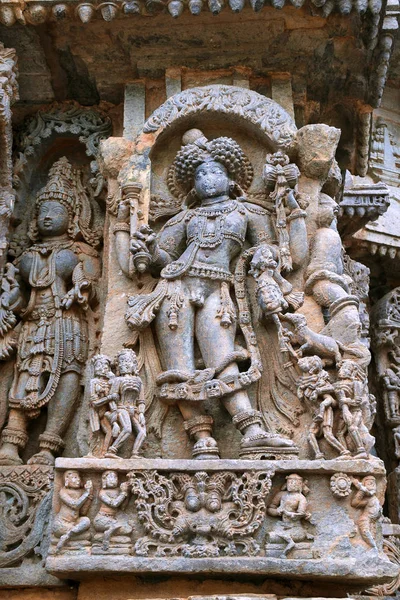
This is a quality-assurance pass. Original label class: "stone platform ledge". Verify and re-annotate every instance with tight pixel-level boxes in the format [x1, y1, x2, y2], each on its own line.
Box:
[45, 555, 398, 584]
[54, 456, 386, 474]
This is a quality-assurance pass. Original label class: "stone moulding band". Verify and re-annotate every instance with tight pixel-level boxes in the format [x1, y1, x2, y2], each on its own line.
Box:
[54, 456, 386, 473]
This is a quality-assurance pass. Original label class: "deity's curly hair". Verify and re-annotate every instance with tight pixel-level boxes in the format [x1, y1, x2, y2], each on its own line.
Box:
[173, 136, 253, 195]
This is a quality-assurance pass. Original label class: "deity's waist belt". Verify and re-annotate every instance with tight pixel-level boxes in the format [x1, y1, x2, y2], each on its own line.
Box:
[187, 263, 233, 282]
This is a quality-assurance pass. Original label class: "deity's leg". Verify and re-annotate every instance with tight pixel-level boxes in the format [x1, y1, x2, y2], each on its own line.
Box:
[106, 409, 132, 458]
[0, 371, 30, 465]
[196, 288, 294, 449]
[155, 295, 217, 456]
[28, 371, 81, 465]
[130, 416, 146, 457]
[155, 294, 195, 372]
[311, 281, 348, 307]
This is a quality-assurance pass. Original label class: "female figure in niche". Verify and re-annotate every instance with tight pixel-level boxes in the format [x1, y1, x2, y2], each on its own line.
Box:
[0, 157, 100, 465]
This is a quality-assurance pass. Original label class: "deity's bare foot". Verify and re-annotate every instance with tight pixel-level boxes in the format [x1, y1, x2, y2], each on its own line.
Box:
[28, 449, 55, 465]
[354, 449, 368, 459]
[0, 443, 23, 465]
[192, 436, 220, 459]
[104, 449, 123, 459]
[55, 533, 70, 553]
[241, 432, 295, 449]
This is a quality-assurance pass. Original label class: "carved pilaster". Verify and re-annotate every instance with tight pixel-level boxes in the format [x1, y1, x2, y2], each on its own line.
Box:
[0, 43, 18, 270]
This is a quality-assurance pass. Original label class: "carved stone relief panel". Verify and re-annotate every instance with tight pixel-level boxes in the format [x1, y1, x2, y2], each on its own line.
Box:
[101, 85, 375, 465]
[0, 82, 395, 590]
[46, 458, 396, 584]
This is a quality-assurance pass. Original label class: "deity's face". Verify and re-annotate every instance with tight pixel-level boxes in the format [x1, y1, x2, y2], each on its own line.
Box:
[205, 491, 222, 513]
[286, 476, 303, 493]
[117, 352, 137, 375]
[185, 489, 201, 512]
[338, 361, 353, 379]
[103, 471, 118, 489]
[363, 477, 377, 493]
[317, 195, 339, 228]
[94, 357, 111, 377]
[37, 200, 70, 237]
[65, 470, 81, 489]
[194, 160, 230, 201]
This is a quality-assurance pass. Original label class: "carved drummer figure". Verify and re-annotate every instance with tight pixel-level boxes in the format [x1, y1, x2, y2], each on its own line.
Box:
[123, 129, 308, 458]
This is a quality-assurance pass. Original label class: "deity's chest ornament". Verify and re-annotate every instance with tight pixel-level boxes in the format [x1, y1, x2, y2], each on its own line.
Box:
[28, 240, 74, 289]
[187, 201, 245, 249]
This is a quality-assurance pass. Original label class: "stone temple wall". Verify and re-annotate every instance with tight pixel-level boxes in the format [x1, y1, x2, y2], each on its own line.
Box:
[0, 5, 399, 598]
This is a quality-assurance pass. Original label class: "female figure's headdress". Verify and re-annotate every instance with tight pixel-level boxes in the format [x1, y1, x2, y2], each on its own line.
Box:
[168, 129, 253, 206]
[29, 157, 100, 247]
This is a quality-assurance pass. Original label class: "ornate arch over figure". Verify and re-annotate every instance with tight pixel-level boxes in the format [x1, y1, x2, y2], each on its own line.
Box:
[142, 85, 297, 150]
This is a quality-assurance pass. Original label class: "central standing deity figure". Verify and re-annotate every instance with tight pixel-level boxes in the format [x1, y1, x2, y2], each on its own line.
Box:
[124, 130, 307, 458]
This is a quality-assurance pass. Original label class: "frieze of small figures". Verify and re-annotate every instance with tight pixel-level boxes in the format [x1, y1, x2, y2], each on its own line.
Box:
[49, 467, 275, 557]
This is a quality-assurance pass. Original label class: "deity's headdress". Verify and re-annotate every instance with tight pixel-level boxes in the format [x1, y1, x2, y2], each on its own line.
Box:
[115, 348, 139, 375]
[30, 157, 99, 247]
[169, 129, 253, 206]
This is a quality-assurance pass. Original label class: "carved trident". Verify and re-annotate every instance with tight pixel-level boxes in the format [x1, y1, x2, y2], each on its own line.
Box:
[263, 151, 300, 272]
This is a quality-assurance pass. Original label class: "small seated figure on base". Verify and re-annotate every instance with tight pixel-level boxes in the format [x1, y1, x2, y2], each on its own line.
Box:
[51, 470, 93, 554]
[266, 473, 314, 558]
[93, 470, 133, 553]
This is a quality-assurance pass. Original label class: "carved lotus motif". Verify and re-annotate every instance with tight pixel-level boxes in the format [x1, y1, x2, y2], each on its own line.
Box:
[330, 473, 352, 498]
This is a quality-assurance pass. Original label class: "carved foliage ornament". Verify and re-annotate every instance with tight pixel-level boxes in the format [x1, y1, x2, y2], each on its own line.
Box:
[13, 103, 112, 196]
[143, 86, 297, 150]
[0, 466, 53, 567]
[128, 469, 274, 557]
